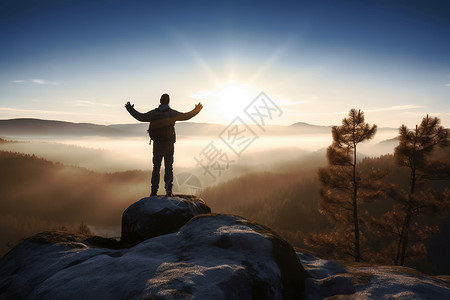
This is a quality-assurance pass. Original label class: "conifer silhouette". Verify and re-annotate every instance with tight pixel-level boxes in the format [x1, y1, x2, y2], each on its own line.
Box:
[317, 109, 377, 262]
[393, 114, 450, 265]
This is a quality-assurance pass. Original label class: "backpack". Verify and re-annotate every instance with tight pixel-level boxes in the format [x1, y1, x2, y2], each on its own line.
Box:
[147, 109, 175, 143]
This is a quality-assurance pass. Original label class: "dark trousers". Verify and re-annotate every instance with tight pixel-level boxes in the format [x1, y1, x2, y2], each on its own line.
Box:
[151, 141, 174, 193]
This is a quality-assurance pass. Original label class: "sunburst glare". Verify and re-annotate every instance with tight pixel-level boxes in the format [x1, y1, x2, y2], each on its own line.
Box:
[192, 81, 258, 123]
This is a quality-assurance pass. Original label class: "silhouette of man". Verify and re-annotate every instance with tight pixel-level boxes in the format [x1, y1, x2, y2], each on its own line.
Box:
[125, 94, 203, 197]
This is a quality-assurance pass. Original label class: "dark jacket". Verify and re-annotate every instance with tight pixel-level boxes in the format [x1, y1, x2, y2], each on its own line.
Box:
[126, 104, 201, 143]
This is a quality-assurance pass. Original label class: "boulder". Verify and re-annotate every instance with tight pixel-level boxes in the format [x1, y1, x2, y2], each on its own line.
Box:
[0, 214, 306, 299]
[121, 195, 211, 245]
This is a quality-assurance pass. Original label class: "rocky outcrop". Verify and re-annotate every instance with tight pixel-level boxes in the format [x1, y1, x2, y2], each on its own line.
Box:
[0, 196, 306, 299]
[121, 195, 210, 245]
[299, 252, 450, 299]
[1, 195, 449, 299]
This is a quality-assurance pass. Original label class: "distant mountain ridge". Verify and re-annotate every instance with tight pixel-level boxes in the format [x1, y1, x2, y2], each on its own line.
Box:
[0, 118, 333, 137]
[290, 122, 331, 128]
[0, 118, 126, 137]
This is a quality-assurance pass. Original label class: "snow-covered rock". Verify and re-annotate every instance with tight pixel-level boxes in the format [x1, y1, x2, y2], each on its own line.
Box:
[0, 213, 306, 299]
[298, 252, 450, 299]
[121, 195, 211, 245]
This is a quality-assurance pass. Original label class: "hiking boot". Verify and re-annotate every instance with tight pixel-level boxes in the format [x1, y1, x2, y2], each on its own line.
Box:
[150, 190, 158, 197]
[166, 192, 174, 197]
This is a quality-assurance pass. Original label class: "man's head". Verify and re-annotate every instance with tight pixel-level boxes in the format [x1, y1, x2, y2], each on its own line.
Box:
[160, 93, 170, 105]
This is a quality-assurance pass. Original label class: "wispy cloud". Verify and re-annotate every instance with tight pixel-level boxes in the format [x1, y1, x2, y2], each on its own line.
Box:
[402, 111, 450, 118]
[287, 104, 423, 117]
[71, 100, 120, 108]
[366, 105, 423, 113]
[276, 99, 312, 106]
[287, 110, 348, 116]
[32, 79, 59, 85]
[74, 100, 97, 107]
[12, 79, 60, 85]
[102, 103, 121, 108]
[0, 107, 113, 118]
[444, 83, 450, 87]
[0, 107, 76, 116]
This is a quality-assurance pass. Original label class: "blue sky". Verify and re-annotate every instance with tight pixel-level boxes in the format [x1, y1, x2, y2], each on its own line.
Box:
[1, 0, 449, 127]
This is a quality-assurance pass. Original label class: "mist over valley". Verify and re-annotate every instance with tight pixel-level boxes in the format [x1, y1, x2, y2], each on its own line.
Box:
[0, 118, 397, 252]
[2, 117, 448, 277]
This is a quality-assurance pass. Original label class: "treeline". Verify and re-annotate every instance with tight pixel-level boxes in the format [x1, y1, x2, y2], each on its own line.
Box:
[0, 151, 149, 256]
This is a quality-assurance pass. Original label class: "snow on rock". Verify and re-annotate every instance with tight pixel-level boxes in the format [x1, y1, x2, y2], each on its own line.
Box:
[299, 252, 354, 299]
[298, 252, 450, 299]
[0, 214, 306, 299]
[121, 195, 211, 245]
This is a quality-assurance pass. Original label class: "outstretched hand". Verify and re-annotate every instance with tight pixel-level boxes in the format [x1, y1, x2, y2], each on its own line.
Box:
[195, 102, 203, 111]
[125, 101, 134, 109]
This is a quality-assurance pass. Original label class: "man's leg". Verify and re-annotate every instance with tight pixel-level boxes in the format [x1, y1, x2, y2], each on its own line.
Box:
[151, 143, 164, 196]
[163, 143, 175, 196]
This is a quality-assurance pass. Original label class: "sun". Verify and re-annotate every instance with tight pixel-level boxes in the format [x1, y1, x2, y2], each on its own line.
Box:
[206, 82, 257, 123]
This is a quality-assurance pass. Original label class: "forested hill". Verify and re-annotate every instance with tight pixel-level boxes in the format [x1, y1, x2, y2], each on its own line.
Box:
[0, 151, 148, 256]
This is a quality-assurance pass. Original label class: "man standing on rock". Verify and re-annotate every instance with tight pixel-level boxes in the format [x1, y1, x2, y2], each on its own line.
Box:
[125, 94, 203, 197]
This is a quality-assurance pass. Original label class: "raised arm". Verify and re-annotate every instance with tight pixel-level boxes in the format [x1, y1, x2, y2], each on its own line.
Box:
[125, 101, 152, 122]
[175, 102, 203, 121]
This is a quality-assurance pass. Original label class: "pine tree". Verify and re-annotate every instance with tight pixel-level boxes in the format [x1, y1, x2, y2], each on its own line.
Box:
[393, 114, 450, 265]
[317, 109, 377, 262]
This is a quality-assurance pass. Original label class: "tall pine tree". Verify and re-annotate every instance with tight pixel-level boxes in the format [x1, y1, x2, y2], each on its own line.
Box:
[394, 114, 450, 265]
[316, 109, 377, 262]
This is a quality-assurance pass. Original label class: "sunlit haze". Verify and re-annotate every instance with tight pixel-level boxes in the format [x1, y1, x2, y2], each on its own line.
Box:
[1, 1, 449, 128]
